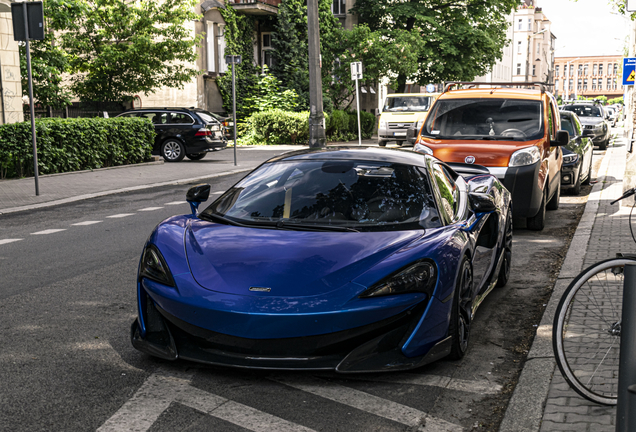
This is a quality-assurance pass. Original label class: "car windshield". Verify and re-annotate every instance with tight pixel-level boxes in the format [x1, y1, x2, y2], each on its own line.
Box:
[562, 105, 602, 118]
[422, 98, 544, 141]
[384, 96, 433, 112]
[196, 110, 221, 124]
[201, 160, 442, 232]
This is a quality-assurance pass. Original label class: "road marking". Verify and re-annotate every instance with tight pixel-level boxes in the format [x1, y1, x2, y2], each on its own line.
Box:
[106, 213, 135, 218]
[271, 375, 463, 431]
[165, 201, 186, 205]
[339, 373, 502, 395]
[31, 229, 67, 235]
[138, 207, 164, 212]
[71, 221, 102, 226]
[99, 369, 316, 432]
[0, 239, 22, 245]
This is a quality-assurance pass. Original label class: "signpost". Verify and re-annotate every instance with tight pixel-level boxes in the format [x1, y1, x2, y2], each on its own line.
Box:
[225, 55, 241, 166]
[624, 58, 636, 86]
[350, 61, 363, 146]
[11, 1, 44, 196]
[426, 84, 436, 93]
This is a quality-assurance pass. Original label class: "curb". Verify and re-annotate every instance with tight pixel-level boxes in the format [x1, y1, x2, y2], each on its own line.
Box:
[499, 137, 620, 431]
[0, 168, 253, 216]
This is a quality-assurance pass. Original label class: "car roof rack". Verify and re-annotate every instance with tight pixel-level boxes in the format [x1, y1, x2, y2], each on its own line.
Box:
[442, 82, 551, 94]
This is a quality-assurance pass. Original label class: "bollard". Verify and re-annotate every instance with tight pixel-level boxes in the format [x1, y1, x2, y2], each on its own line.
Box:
[616, 264, 636, 431]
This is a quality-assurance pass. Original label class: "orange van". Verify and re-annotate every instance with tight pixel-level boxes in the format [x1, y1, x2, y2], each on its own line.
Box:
[414, 82, 568, 230]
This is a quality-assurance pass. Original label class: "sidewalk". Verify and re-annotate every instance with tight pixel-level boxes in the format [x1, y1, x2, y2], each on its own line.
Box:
[501, 132, 631, 431]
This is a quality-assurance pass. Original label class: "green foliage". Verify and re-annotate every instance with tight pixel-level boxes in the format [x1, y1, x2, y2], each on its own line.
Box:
[38, 0, 202, 103]
[240, 109, 311, 145]
[0, 118, 154, 179]
[218, 5, 260, 118]
[242, 68, 299, 114]
[608, 96, 624, 105]
[326, 109, 376, 140]
[350, 0, 518, 91]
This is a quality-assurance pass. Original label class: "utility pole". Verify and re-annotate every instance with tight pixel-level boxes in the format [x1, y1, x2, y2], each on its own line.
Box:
[307, 0, 326, 148]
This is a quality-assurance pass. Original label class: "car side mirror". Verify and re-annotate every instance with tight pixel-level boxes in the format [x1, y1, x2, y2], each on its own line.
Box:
[582, 129, 594, 138]
[468, 192, 497, 213]
[186, 184, 211, 216]
[551, 130, 569, 146]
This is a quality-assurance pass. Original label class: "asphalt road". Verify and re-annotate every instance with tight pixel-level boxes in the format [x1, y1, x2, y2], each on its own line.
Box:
[0, 152, 600, 431]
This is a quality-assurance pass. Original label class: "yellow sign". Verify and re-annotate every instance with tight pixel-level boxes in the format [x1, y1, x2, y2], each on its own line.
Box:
[628, 70, 636, 83]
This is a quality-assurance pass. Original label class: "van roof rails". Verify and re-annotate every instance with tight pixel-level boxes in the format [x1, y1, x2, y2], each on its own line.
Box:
[442, 82, 550, 94]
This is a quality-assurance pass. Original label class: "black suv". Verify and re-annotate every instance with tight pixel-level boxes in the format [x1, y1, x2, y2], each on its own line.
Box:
[117, 108, 227, 162]
[560, 102, 611, 150]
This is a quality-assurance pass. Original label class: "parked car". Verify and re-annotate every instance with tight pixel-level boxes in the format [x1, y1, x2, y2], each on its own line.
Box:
[204, 111, 234, 140]
[131, 147, 512, 371]
[559, 110, 594, 195]
[378, 93, 439, 147]
[117, 108, 227, 162]
[604, 106, 617, 127]
[413, 82, 568, 231]
[560, 103, 611, 150]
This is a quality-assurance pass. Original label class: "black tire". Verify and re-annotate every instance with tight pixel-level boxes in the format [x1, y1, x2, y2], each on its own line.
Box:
[161, 139, 186, 162]
[186, 153, 206, 161]
[553, 257, 636, 406]
[527, 187, 546, 231]
[582, 156, 592, 185]
[496, 208, 513, 288]
[547, 178, 560, 210]
[597, 138, 608, 151]
[448, 256, 473, 360]
[571, 169, 582, 195]
[397, 141, 404, 146]
[378, 140, 387, 147]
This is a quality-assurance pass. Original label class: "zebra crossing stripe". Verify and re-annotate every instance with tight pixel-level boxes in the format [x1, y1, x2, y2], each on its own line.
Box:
[270, 375, 464, 431]
[339, 373, 502, 395]
[31, 229, 67, 235]
[0, 238, 22, 245]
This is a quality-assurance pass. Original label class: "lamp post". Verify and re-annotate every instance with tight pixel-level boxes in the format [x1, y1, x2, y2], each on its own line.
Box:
[566, 57, 581, 101]
[525, 28, 547, 82]
[307, 0, 326, 148]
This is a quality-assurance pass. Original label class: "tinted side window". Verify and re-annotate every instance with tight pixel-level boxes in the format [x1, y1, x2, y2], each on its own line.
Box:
[150, 113, 169, 125]
[170, 113, 194, 124]
[547, 102, 555, 139]
[432, 163, 457, 223]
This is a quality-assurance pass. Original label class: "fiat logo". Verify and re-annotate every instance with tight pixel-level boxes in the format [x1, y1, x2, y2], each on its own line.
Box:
[465, 156, 476, 164]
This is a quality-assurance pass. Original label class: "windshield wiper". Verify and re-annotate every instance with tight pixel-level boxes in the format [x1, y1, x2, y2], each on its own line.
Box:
[200, 213, 359, 232]
[281, 221, 359, 232]
[199, 212, 253, 228]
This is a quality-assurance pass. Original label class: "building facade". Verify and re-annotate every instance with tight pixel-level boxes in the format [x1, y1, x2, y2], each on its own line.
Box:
[553, 55, 624, 100]
[0, 3, 24, 124]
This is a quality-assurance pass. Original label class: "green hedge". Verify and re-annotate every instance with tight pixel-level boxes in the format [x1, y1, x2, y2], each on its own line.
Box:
[0, 117, 155, 179]
[239, 108, 377, 146]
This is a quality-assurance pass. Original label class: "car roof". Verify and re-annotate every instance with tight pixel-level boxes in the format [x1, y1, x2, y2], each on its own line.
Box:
[438, 88, 544, 101]
[265, 146, 430, 167]
[386, 93, 440, 98]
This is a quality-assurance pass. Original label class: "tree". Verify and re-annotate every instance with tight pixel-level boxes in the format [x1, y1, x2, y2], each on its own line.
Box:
[350, 0, 518, 92]
[42, 0, 202, 103]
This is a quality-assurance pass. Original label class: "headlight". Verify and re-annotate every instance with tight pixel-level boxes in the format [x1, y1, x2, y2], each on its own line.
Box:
[563, 154, 579, 164]
[379, 120, 386, 129]
[359, 261, 437, 298]
[139, 245, 175, 287]
[416, 119, 424, 130]
[414, 143, 433, 155]
[509, 146, 541, 167]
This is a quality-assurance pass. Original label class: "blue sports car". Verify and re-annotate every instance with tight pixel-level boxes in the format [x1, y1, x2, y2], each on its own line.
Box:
[131, 147, 512, 372]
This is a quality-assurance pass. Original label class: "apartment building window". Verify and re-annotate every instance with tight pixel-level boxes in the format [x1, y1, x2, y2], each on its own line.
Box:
[583, 64, 589, 76]
[598, 79, 603, 90]
[569, 79, 573, 90]
[532, 65, 536, 76]
[555, 65, 560, 77]
[599, 64, 603, 76]
[615, 63, 619, 76]
[607, 78, 612, 89]
[613, 78, 618, 89]
[206, 22, 216, 73]
[555, 79, 559, 91]
[517, 41, 522, 54]
[262, 33, 274, 68]
[332, 0, 346, 15]
[537, 43, 540, 55]
[570, 66, 574, 76]
[592, 78, 597, 90]
[528, 18, 532, 31]
[518, 19, 522, 30]
[577, 79, 582, 90]
[583, 79, 588, 90]
[577, 64, 583, 76]
[593, 64, 597, 75]
[516, 63, 521, 75]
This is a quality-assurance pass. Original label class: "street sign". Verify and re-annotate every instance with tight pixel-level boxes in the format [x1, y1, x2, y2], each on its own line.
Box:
[225, 55, 242, 65]
[426, 84, 435, 93]
[11, 2, 44, 41]
[628, 0, 636, 12]
[350, 62, 362, 80]
[623, 58, 636, 86]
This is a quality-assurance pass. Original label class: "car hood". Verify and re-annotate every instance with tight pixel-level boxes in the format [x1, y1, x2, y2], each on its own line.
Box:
[184, 220, 423, 298]
[577, 117, 604, 126]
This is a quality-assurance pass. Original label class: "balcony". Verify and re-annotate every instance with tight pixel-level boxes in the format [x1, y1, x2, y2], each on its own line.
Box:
[228, 0, 281, 15]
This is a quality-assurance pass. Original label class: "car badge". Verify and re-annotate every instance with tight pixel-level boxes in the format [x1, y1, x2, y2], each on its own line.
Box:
[465, 156, 476, 164]
[249, 287, 271, 293]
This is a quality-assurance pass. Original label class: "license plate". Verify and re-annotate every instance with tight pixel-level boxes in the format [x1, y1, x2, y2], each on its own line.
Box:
[393, 132, 407, 136]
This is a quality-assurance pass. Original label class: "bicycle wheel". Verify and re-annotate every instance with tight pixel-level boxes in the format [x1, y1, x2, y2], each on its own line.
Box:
[553, 257, 636, 405]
